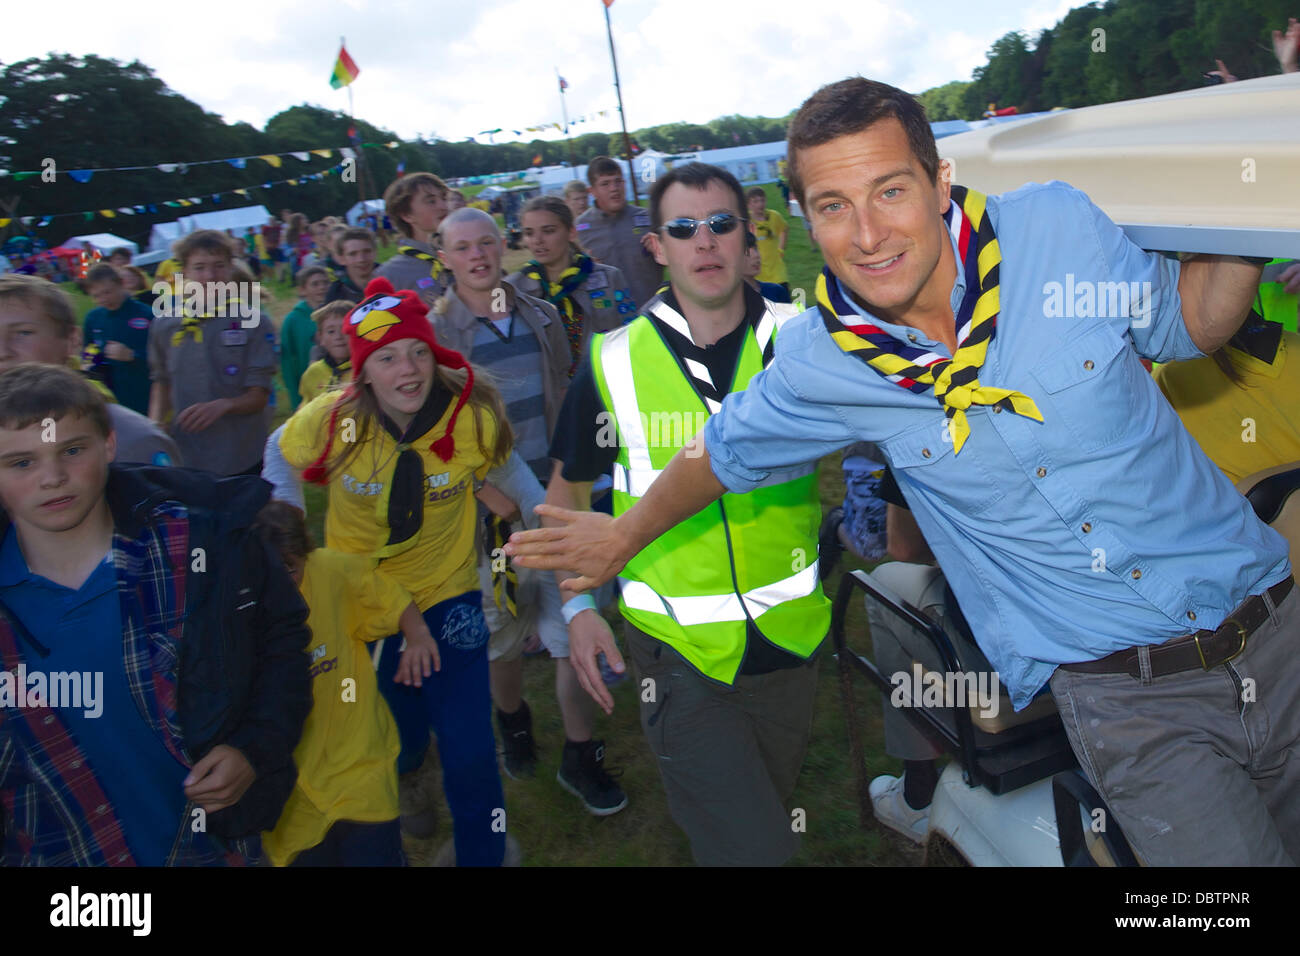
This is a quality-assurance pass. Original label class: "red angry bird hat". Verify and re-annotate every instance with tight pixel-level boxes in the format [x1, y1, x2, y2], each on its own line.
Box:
[301, 277, 474, 483]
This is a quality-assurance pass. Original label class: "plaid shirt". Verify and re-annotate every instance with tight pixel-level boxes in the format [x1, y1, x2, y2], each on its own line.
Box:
[0, 502, 256, 866]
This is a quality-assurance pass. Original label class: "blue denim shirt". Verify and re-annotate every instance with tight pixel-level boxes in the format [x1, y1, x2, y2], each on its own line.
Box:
[704, 182, 1292, 708]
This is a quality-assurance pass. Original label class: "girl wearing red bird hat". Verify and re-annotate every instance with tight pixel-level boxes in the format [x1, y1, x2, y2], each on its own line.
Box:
[279, 276, 515, 866]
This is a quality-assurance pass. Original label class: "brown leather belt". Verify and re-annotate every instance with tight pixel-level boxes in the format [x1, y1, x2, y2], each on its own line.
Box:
[1063, 576, 1294, 678]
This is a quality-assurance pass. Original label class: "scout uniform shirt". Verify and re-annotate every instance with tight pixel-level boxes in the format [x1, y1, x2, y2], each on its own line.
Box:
[148, 306, 276, 475]
[279, 390, 501, 611]
[82, 298, 155, 415]
[507, 261, 637, 372]
[260, 548, 408, 867]
[575, 203, 664, 308]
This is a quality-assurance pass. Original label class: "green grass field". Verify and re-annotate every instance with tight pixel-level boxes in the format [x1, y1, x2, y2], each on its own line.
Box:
[63, 193, 932, 865]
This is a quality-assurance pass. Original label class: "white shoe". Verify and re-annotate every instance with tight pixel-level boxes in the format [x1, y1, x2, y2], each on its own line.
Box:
[869, 774, 930, 845]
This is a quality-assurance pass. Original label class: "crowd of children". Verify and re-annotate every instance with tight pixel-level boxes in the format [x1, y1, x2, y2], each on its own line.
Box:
[0, 158, 823, 867]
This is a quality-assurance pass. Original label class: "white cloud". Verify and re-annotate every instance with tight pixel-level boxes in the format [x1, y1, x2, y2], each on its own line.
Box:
[0, 0, 1083, 146]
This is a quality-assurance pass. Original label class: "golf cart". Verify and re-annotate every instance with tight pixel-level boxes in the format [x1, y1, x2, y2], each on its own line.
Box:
[831, 72, 1300, 866]
[833, 461, 1300, 866]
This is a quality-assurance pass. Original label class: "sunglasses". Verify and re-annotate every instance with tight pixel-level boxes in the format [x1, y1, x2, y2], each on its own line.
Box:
[658, 213, 747, 240]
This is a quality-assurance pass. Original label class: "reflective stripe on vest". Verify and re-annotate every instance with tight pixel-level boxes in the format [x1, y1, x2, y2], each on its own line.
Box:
[618, 562, 820, 626]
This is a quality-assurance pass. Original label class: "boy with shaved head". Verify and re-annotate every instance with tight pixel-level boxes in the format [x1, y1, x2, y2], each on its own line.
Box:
[432, 206, 627, 816]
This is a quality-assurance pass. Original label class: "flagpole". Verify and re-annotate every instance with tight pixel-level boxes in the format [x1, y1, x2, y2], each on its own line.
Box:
[603, 2, 639, 204]
[342, 36, 367, 211]
[556, 68, 578, 180]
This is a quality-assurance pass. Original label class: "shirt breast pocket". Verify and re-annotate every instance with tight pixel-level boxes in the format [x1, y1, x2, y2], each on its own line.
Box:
[1028, 325, 1141, 454]
[882, 419, 1006, 517]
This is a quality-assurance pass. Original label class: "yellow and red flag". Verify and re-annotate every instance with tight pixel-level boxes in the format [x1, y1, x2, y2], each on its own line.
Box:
[330, 45, 360, 89]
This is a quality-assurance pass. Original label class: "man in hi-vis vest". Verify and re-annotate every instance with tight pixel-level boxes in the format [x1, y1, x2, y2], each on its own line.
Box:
[541, 163, 829, 866]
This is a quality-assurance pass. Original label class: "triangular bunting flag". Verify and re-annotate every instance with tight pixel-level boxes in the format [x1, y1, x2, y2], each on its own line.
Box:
[227, 158, 247, 169]
[311, 149, 333, 158]
[68, 170, 95, 183]
[291, 152, 310, 161]
[258, 155, 283, 168]
[157, 164, 179, 173]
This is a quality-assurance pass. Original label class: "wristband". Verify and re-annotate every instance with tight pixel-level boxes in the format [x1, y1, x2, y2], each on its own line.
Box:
[562, 593, 597, 624]
[1235, 255, 1272, 266]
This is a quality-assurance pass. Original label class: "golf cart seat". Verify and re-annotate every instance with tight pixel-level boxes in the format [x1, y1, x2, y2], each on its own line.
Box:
[1237, 462, 1300, 571]
[831, 569, 1078, 799]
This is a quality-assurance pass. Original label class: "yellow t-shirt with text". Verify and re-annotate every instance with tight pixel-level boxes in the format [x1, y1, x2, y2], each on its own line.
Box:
[261, 548, 409, 866]
[279, 389, 502, 610]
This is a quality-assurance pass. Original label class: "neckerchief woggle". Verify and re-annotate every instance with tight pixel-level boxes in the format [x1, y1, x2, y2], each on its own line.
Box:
[523, 254, 594, 375]
[816, 184, 1042, 454]
[398, 240, 445, 285]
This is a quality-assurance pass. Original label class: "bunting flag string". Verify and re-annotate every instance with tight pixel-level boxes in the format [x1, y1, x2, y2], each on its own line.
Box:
[0, 140, 402, 181]
[7, 161, 358, 227]
[510, 108, 615, 137]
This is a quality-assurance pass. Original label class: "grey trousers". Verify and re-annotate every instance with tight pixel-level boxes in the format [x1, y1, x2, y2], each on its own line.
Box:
[1050, 580, 1300, 866]
[626, 624, 820, 866]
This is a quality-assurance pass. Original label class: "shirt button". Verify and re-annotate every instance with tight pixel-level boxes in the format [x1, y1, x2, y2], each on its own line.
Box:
[1081, 522, 1092, 533]
[1187, 610, 1197, 621]
[43, 715, 55, 726]
[1036, 467, 1047, 478]
[1083, 360, 1095, 370]
[908, 334, 918, 343]
[117, 853, 129, 863]
[96, 804, 108, 815]
[1131, 569, 1142, 580]
[993, 406, 1003, 413]
[921, 448, 932, 458]
[70, 760, 81, 769]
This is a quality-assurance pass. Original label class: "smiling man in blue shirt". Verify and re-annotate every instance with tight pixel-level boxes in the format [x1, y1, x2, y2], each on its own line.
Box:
[508, 77, 1298, 866]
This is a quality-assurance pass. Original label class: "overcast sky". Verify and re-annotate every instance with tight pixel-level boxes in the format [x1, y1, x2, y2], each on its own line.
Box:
[2, 0, 1077, 145]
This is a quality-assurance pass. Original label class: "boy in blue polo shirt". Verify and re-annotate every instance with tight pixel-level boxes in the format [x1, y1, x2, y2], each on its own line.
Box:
[82, 264, 155, 416]
[0, 363, 311, 865]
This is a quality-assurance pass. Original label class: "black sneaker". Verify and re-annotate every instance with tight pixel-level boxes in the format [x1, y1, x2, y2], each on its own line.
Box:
[557, 739, 628, 816]
[497, 701, 538, 780]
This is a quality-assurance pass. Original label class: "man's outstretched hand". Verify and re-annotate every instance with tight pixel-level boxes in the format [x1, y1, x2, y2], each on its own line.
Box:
[504, 504, 630, 592]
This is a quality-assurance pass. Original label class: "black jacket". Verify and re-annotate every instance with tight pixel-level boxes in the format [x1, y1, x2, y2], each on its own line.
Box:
[0, 464, 312, 852]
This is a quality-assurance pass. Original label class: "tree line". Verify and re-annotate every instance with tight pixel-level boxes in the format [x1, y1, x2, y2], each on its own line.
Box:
[0, 0, 1291, 247]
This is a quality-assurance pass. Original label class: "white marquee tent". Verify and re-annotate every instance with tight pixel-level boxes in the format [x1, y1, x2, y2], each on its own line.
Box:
[60, 233, 139, 257]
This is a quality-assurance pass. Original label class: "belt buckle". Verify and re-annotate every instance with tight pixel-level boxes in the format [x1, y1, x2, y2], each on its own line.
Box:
[1194, 620, 1249, 670]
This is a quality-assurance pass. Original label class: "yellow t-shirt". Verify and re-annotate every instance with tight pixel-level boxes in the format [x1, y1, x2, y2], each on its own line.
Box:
[261, 548, 409, 866]
[279, 389, 500, 610]
[752, 209, 787, 284]
[1154, 331, 1300, 484]
[298, 358, 350, 404]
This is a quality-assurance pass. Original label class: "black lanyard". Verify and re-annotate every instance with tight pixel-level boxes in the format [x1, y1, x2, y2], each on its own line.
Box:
[476, 312, 515, 344]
